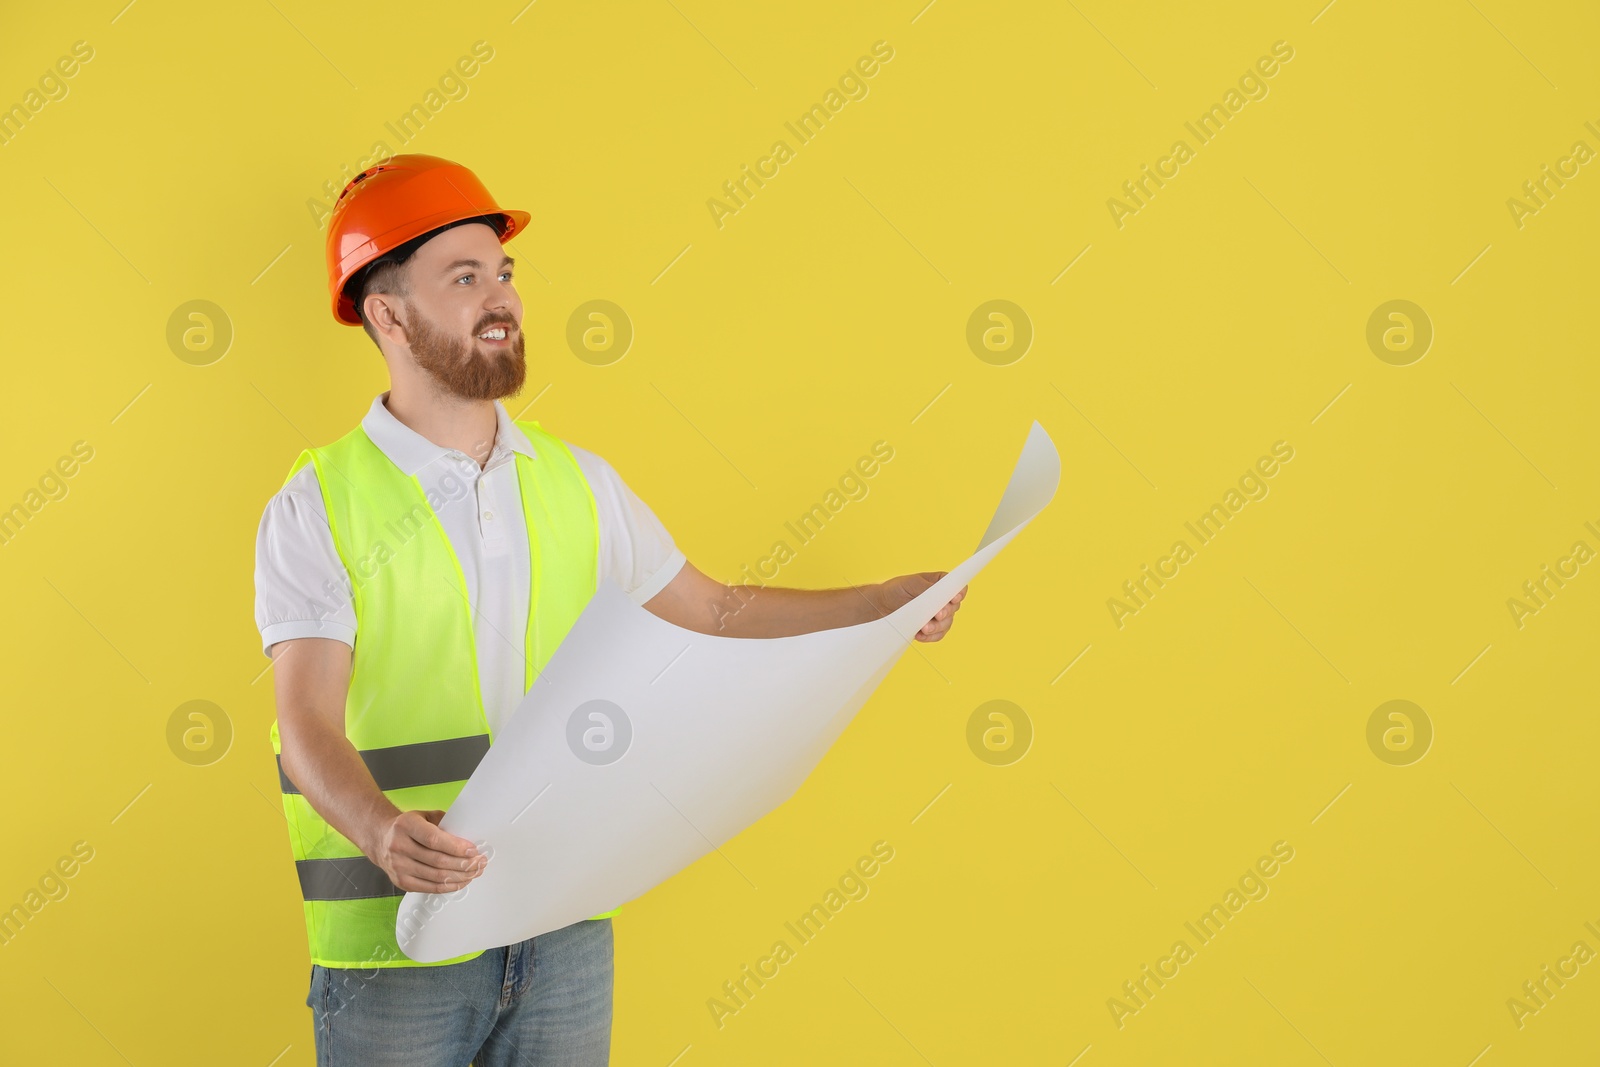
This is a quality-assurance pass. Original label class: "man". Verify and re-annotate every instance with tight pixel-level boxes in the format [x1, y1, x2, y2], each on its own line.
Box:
[254, 154, 967, 1065]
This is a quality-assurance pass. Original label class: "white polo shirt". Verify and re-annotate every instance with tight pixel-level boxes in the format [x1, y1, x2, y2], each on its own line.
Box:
[253, 390, 686, 740]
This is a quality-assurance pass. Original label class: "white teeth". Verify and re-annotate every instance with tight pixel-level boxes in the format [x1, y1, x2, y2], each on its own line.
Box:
[480, 328, 507, 340]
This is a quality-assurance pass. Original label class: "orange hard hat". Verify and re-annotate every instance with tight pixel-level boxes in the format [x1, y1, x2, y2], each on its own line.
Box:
[325, 154, 531, 326]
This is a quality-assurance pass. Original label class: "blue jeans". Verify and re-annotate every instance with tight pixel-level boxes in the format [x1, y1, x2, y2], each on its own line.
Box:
[306, 918, 613, 1066]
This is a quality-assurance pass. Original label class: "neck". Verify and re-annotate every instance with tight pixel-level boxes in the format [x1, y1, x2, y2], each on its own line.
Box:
[383, 384, 498, 469]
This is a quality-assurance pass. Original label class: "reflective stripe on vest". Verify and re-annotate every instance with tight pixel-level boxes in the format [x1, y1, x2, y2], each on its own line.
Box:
[267, 417, 618, 969]
[276, 735, 492, 795]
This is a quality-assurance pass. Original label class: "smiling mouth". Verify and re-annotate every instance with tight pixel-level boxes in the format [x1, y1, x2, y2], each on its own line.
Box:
[476, 324, 516, 345]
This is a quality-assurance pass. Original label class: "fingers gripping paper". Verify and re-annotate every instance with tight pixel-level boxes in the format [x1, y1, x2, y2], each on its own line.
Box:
[396, 421, 1061, 961]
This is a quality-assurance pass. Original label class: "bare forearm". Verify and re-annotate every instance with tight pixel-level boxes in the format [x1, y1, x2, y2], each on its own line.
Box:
[710, 582, 881, 638]
[642, 560, 949, 641]
[280, 719, 400, 857]
[267, 638, 484, 892]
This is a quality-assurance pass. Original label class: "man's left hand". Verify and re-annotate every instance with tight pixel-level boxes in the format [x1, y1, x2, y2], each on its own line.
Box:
[868, 571, 969, 642]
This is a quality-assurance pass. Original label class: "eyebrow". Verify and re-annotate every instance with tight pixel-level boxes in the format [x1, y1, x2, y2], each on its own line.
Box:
[439, 255, 514, 275]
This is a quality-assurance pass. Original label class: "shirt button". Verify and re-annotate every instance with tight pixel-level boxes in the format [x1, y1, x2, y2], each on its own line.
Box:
[483, 511, 494, 521]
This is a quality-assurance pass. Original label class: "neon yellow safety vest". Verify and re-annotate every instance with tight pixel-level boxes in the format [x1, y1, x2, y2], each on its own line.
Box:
[268, 417, 620, 969]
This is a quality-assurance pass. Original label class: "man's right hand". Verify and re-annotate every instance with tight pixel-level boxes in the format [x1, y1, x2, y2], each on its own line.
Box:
[370, 809, 486, 893]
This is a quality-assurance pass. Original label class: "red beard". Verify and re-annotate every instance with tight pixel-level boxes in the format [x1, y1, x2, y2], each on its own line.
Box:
[405, 301, 527, 401]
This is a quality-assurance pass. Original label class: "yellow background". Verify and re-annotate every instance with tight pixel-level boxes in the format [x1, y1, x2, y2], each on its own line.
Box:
[2, 0, 1597, 1063]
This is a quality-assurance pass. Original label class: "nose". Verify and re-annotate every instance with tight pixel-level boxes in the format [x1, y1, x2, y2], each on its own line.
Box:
[483, 276, 519, 325]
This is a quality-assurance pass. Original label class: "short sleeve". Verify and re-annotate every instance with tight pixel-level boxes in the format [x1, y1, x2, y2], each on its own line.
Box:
[566, 444, 686, 605]
[254, 465, 358, 657]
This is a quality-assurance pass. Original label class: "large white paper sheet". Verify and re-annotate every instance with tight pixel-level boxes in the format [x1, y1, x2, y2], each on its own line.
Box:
[396, 420, 1061, 961]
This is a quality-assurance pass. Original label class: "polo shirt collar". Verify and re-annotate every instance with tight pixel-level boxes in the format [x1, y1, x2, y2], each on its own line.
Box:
[362, 390, 537, 476]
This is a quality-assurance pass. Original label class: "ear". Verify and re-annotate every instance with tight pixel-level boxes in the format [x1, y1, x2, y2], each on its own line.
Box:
[366, 292, 410, 346]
